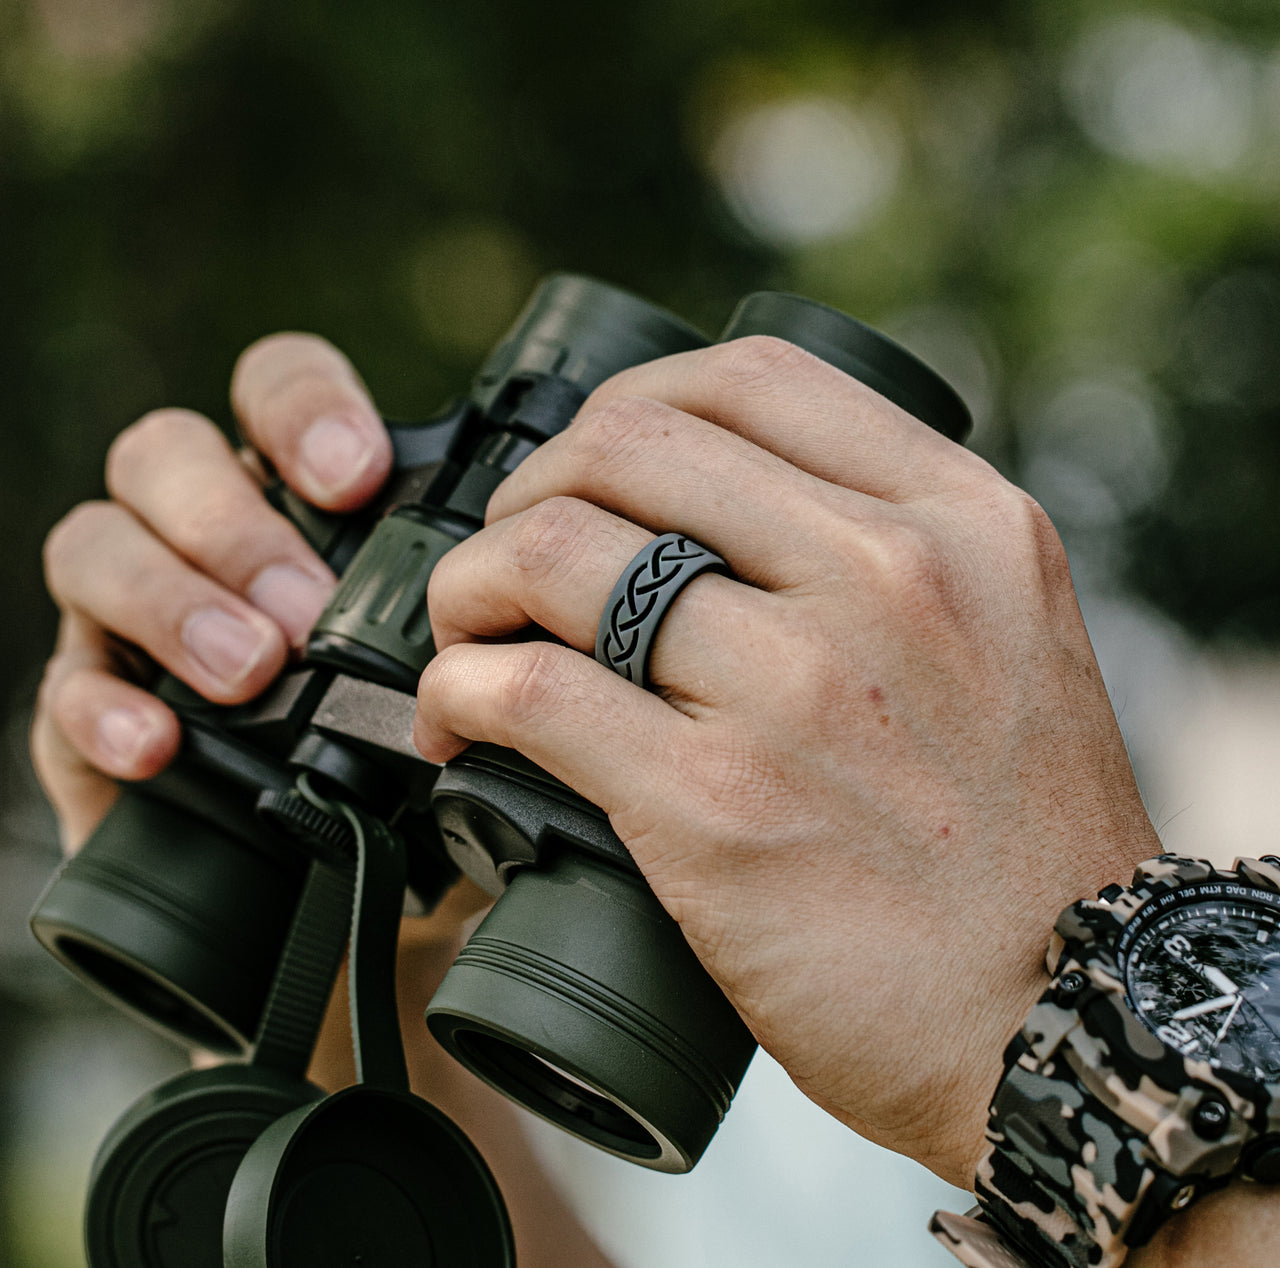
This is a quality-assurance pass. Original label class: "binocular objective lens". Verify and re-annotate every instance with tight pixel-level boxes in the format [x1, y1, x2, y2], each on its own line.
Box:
[425, 851, 756, 1172]
[454, 1031, 661, 1158]
[56, 939, 236, 1054]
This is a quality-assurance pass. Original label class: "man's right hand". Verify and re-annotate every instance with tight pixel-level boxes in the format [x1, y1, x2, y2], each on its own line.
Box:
[31, 333, 393, 850]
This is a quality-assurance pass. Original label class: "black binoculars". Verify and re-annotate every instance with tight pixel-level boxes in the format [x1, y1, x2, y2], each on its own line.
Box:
[31, 274, 970, 1266]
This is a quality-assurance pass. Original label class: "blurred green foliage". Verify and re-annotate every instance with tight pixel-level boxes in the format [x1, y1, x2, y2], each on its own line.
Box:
[2, 0, 1280, 709]
[3, 1, 1280, 1263]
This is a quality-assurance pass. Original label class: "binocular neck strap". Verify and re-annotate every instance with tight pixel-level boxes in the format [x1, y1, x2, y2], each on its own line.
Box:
[252, 855, 355, 1079]
[296, 778, 412, 1093]
[252, 775, 411, 1091]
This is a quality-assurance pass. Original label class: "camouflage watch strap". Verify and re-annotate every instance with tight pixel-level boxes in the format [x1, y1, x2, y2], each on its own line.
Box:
[933, 855, 1280, 1268]
[930, 970, 1186, 1268]
[971, 1021, 1151, 1268]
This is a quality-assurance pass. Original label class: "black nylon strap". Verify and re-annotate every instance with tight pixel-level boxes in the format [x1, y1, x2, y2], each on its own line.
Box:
[252, 857, 354, 1078]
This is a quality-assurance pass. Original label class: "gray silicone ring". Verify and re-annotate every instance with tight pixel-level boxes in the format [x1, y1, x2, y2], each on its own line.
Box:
[595, 533, 728, 689]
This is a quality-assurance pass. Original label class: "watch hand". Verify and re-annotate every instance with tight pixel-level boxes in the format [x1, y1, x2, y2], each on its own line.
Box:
[1172, 993, 1237, 1021]
[1204, 965, 1240, 996]
[1214, 994, 1244, 1043]
[1235, 992, 1280, 1044]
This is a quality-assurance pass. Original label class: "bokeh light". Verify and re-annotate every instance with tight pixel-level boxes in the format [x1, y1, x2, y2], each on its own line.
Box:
[6, 3, 1280, 1265]
[1020, 371, 1171, 532]
[709, 95, 901, 246]
[1064, 15, 1260, 179]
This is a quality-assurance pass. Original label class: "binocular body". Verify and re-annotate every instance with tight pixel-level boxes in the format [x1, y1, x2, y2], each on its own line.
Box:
[30, 274, 971, 1266]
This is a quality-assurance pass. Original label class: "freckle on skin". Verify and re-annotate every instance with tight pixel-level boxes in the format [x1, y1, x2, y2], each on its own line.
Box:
[938, 824, 951, 839]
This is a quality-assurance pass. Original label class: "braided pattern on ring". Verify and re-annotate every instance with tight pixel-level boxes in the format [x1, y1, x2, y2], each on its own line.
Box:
[595, 533, 727, 687]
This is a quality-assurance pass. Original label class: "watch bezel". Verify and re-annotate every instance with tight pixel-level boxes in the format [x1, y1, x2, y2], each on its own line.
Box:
[1046, 857, 1280, 1152]
[1113, 879, 1280, 1078]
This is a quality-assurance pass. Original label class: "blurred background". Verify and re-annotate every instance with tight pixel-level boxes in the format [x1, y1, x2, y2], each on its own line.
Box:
[3, 0, 1280, 1264]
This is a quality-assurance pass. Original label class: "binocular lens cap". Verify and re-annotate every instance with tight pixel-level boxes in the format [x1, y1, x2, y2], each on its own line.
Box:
[223, 1086, 514, 1268]
[85, 1066, 324, 1268]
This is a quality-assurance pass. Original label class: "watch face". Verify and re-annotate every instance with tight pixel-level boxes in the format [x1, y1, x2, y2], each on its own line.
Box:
[1118, 881, 1280, 1081]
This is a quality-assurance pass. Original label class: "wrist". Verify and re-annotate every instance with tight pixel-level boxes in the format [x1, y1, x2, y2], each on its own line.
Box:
[942, 961, 1055, 1190]
[1128, 1182, 1280, 1268]
[934, 834, 1159, 1187]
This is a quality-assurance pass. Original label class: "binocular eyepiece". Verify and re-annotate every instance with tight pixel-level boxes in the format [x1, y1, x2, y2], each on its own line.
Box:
[30, 273, 970, 1266]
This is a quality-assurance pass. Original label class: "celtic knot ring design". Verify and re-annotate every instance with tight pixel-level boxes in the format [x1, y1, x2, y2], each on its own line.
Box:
[594, 532, 728, 689]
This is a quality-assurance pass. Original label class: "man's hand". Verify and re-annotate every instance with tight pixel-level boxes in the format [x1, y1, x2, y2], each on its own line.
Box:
[31, 334, 392, 848]
[413, 335, 1164, 1188]
[27, 331, 619, 1267]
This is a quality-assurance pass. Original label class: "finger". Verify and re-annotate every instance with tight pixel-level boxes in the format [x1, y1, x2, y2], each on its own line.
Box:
[230, 332, 392, 511]
[31, 614, 181, 850]
[106, 409, 335, 645]
[428, 497, 767, 702]
[415, 642, 688, 823]
[497, 335, 984, 510]
[44, 501, 287, 704]
[236, 445, 272, 486]
[486, 393, 861, 591]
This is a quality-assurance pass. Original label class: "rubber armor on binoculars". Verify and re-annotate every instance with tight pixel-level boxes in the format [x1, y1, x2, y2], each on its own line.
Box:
[30, 275, 971, 1268]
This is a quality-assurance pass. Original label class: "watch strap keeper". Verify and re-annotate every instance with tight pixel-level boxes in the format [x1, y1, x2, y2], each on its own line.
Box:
[930, 1208, 1051, 1268]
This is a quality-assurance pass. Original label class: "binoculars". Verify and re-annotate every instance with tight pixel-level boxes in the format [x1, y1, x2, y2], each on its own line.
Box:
[31, 274, 971, 1266]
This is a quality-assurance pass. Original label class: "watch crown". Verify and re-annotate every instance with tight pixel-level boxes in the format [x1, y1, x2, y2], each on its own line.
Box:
[1055, 971, 1088, 1006]
[1098, 883, 1125, 902]
[1191, 1097, 1230, 1141]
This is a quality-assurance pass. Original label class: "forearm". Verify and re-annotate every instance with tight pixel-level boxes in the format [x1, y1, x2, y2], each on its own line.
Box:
[307, 882, 614, 1268]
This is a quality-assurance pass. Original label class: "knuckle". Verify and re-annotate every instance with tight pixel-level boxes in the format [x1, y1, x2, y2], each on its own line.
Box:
[34, 653, 70, 722]
[1009, 490, 1074, 601]
[1009, 487, 1068, 569]
[499, 643, 577, 724]
[43, 501, 114, 588]
[831, 517, 960, 643]
[105, 409, 207, 491]
[174, 496, 247, 570]
[969, 479, 1071, 588]
[416, 639, 462, 698]
[27, 706, 69, 804]
[865, 518, 946, 595]
[508, 497, 596, 585]
[567, 394, 669, 479]
[39, 657, 95, 729]
[711, 334, 816, 392]
[28, 708, 57, 778]
[754, 615, 848, 726]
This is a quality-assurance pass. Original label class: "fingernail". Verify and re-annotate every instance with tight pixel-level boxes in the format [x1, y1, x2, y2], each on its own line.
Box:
[299, 414, 377, 499]
[182, 607, 274, 689]
[96, 708, 159, 769]
[248, 563, 334, 645]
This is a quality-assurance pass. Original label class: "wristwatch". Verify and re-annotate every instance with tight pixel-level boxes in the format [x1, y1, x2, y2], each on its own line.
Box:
[931, 854, 1280, 1268]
